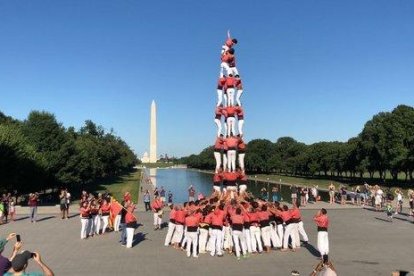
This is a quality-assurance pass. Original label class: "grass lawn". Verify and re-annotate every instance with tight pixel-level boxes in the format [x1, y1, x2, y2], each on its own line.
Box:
[92, 169, 142, 202]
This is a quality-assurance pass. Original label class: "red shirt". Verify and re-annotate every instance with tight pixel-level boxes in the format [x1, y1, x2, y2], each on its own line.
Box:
[314, 214, 329, 228]
[175, 210, 186, 224]
[28, 197, 38, 207]
[236, 106, 244, 118]
[169, 209, 176, 220]
[223, 171, 239, 182]
[211, 210, 225, 226]
[151, 199, 163, 212]
[217, 77, 226, 89]
[225, 38, 234, 48]
[231, 214, 244, 225]
[214, 137, 224, 150]
[280, 210, 292, 222]
[225, 76, 236, 88]
[290, 208, 301, 220]
[100, 203, 111, 213]
[221, 52, 234, 63]
[225, 136, 239, 148]
[238, 140, 246, 151]
[80, 207, 90, 217]
[235, 78, 243, 89]
[257, 210, 270, 222]
[213, 173, 223, 183]
[125, 205, 137, 223]
[248, 212, 259, 223]
[185, 215, 200, 227]
[223, 106, 237, 117]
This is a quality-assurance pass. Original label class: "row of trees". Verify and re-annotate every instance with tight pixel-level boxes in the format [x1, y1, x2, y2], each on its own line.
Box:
[181, 105, 414, 183]
[0, 111, 138, 192]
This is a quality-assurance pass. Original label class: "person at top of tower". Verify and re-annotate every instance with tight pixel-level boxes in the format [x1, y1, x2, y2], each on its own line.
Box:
[216, 76, 227, 107]
[221, 30, 238, 55]
[220, 48, 235, 77]
[235, 75, 243, 106]
[214, 105, 224, 137]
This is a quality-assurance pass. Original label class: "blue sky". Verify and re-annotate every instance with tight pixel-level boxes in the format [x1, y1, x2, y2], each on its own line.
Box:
[1, 0, 413, 157]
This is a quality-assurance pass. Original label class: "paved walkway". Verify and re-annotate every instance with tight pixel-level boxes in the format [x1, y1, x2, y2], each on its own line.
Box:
[1, 206, 413, 275]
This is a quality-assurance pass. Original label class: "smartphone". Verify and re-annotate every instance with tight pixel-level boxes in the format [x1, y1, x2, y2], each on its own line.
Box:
[16, 235, 21, 242]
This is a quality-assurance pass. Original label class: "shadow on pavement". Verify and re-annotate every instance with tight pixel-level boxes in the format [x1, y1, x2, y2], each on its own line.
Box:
[303, 243, 320, 257]
[132, 232, 147, 247]
[68, 213, 80, 219]
[14, 216, 30, 221]
[37, 216, 55, 222]
[374, 217, 391, 223]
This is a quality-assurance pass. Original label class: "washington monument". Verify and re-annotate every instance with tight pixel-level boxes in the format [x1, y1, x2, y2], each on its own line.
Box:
[149, 100, 157, 163]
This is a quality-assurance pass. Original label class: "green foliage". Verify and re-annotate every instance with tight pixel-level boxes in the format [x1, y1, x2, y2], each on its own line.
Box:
[0, 111, 138, 192]
[182, 105, 414, 184]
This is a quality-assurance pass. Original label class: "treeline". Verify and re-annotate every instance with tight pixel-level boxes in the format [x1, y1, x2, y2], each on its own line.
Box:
[0, 110, 138, 192]
[181, 105, 414, 183]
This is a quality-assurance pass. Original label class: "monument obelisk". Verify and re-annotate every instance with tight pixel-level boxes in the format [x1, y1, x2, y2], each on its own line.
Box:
[149, 100, 157, 163]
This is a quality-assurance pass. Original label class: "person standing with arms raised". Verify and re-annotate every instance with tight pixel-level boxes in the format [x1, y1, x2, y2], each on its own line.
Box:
[151, 195, 164, 230]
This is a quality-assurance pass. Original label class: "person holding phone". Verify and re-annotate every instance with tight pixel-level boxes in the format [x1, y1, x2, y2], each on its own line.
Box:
[0, 233, 22, 274]
[4, 251, 54, 276]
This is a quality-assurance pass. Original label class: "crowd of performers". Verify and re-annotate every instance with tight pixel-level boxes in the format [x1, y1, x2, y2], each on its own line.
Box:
[161, 192, 330, 261]
[78, 191, 137, 248]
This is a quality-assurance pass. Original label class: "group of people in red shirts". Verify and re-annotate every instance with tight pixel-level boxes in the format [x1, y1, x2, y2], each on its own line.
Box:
[163, 192, 330, 261]
[79, 191, 138, 248]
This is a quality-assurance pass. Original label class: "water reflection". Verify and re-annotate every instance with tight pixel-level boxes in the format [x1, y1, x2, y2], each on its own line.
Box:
[144, 168, 328, 204]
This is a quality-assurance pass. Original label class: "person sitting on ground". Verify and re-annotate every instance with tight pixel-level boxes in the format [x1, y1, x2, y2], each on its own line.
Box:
[5, 251, 54, 276]
[0, 233, 22, 274]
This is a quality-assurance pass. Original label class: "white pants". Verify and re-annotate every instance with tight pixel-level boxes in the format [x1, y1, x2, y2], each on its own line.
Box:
[283, 223, 296, 249]
[186, 231, 199, 257]
[298, 221, 309, 242]
[220, 62, 231, 77]
[94, 215, 101, 235]
[172, 224, 184, 244]
[239, 184, 247, 194]
[206, 229, 213, 252]
[217, 89, 223, 107]
[227, 150, 236, 171]
[80, 218, 89, 239]
[238, 153, 245, 171]
[213, 185, 221, 192]
[229, 66, 239, 76]
[317, 231, 329, 256]
[223, 226, 233, 249]
[236, 89, 243, 106]
[223, 93, 228, 107]
[250, 225, 263, 253]
[227, 117, 236, 136]
[232, 230, 247, 257]
[199, 228, 209, 253]
[214, 119, 222, 137]
[226, 88, 235, 106]
[210, 228, 223, 256]
[270, 223, 282, 248]
[261, 226, 271, 247]
[101, 215, 109, 234]
[223, 153, 228, 170]
[164, 222, 176, 246]
[238, 119, 244, 136]
[153, 213, 162, 226]
[277, 224, 284, 246]
[114, 214, 121, 232]
[126, 227, 135, 248]
[293, 223, 300, 248]
[243, 228, 253, 253]
[89, 215, 96, 235]
[214, 152, 222, 173]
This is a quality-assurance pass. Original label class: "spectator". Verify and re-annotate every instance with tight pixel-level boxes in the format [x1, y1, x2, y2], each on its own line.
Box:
[28, 193, 39, 223]
[0, 233, 22, 274]
[9, 199, 16, 222]
[160, 187, 166, 203]
[271, 186, 280, 202]
[143, 190, 151, 212]
[167, 191, 173, 204]
[188, 185, 195, 202]
[65, 189, 71, 219]
[5, 251, 54, 276]
[59, 189, 67, 219]
[290, 185, 298, 205]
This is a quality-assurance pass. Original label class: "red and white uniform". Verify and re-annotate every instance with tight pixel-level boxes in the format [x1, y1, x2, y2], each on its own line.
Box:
[225, 76, 236, 106]
[281, 209, 297, 249]
[236, 106, 244, 136]
[238, 138, 246, 171]
[80, 205, 90, 239]
[217, 77, 226, 107]
[151, 199, 164, 228]
[209, 209, 225, 256]
[214, 106, 224, 137]
[231, 213, 247, 258]
[172, 209, 186, 244]
[225, 135, 239, 172]
[214, 136, 224, 173]
[164, 208, 177, 246]
[185, 214, 200, 258]
[314, 214, 329, 256]
[248, 211, 263, 253]
[235, 76, 243, 106]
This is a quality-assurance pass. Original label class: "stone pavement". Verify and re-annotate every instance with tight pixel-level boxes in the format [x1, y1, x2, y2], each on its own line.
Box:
[1, 206, 413, 276]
